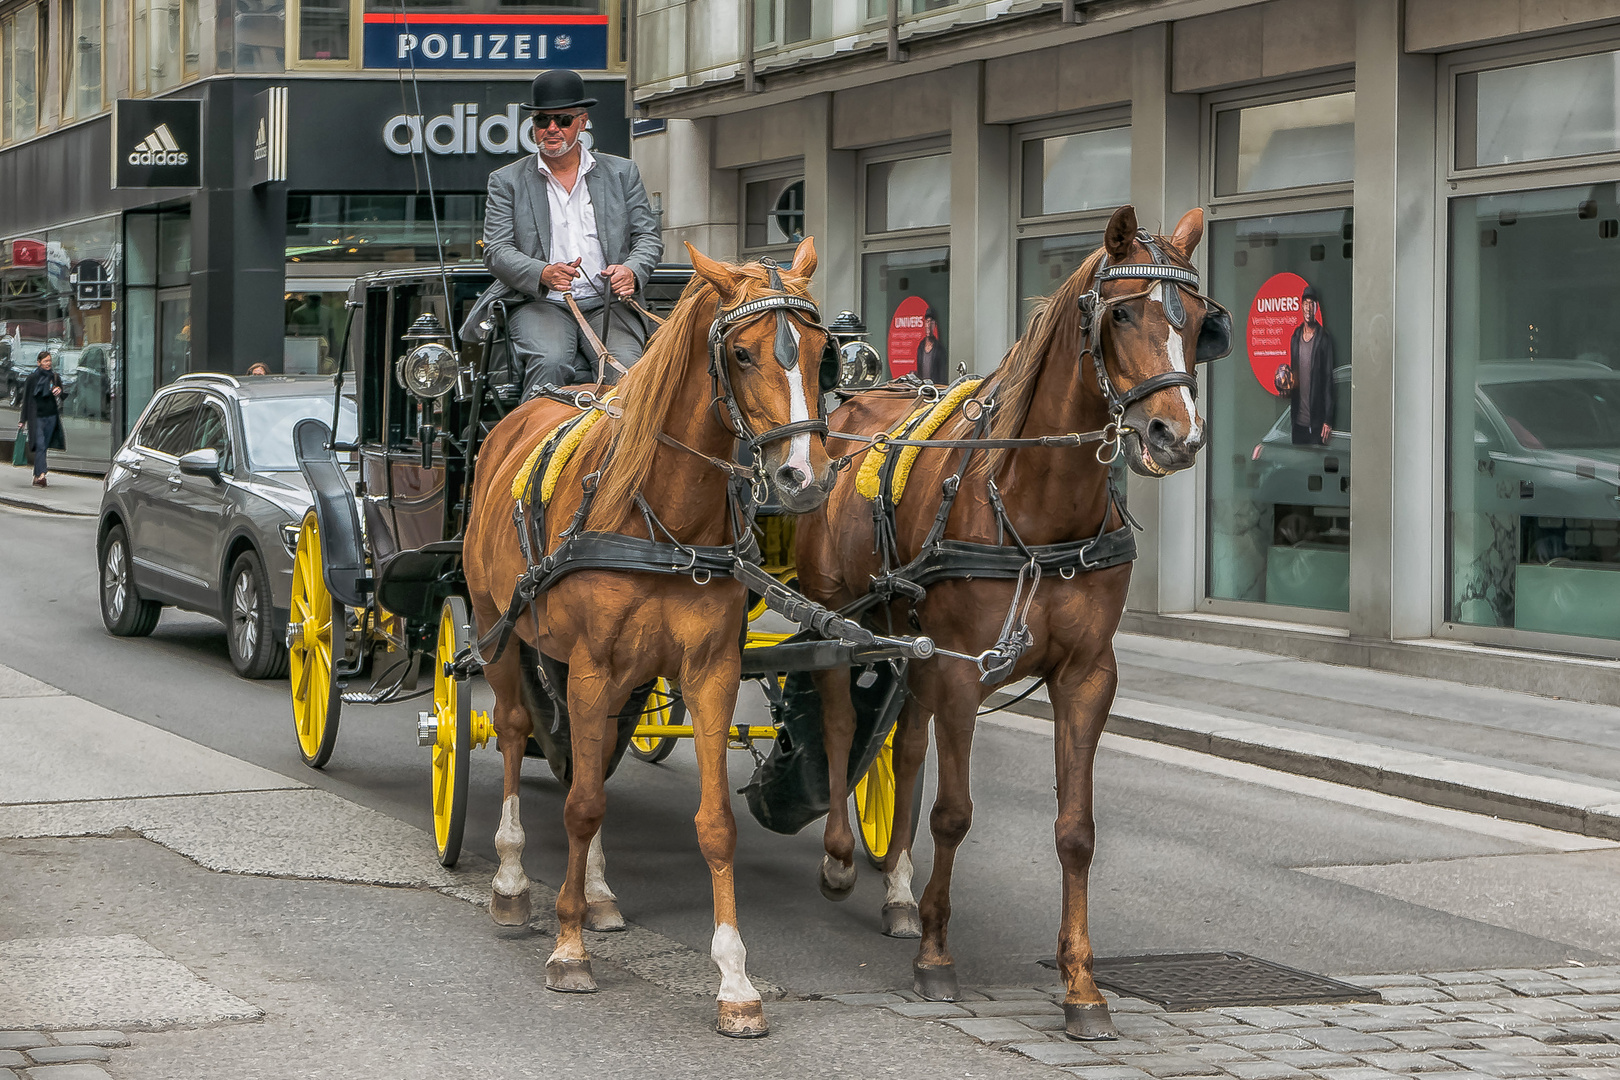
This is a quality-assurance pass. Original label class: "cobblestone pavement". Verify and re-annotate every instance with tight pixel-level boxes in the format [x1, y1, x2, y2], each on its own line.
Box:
[0, 1029, 128, 1079]
[828, 966, 1620, 1078]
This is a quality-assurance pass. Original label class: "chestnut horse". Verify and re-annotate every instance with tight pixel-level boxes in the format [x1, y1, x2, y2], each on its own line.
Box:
[796, 207, 1223, 1039]
[464, 238, 835, 1037]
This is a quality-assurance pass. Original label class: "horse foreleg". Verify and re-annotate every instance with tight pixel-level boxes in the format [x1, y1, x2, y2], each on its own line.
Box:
[546, 673, 616, 994]
[686, 655, 767, 1037]
[486, 649, 534, 927]
[813, 667, 859, 901]
[913, 684, 976, 1001]
[1051, 655, 1119, 1041]
[880, 696, 929, 939]
[583, 828, 626, 931]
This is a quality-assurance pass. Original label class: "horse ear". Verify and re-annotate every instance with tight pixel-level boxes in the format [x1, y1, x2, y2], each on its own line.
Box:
[1105, 205, 1138, 261]
[685, 242, 746, 304]
[788, 235, 817, 279]
[1170, 207, 1206, 258]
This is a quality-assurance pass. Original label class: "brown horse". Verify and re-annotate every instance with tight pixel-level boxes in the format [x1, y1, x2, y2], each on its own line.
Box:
[463, 237, 834, 1037]
[796, 206, 1218, 1039]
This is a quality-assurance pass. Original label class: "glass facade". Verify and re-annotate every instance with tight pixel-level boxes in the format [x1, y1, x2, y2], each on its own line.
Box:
[862, 247, 949, 382]
[124, 209, 191, 426]
[298, 0, 351, 60]
[866, 154, 951, 233]
[1016, 232, 1099, 332]
[63, 0, 103, 120]
[286, 194, 486, 264]
[2, 3, 40, 143]
[1207, 210, 1354, 612]
[1214, 92, 1355, 195]
[1458, 50, 1620, 168]
[1448, 184, 1620, 641]
[1020, 127, 1130, 217]
[0, 217, 121, 468]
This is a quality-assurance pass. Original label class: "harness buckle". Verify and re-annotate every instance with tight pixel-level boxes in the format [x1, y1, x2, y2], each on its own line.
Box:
[691, 567, 712, 586]
[1059, 565, 1077, 580]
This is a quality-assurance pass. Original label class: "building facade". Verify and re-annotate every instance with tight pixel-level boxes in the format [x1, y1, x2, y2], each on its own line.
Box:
[0, 0, 628, 471]
[630, 0, 1620, 700]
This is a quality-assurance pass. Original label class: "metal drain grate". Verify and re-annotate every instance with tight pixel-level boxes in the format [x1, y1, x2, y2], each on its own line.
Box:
[1040, 952, 1382, 1011]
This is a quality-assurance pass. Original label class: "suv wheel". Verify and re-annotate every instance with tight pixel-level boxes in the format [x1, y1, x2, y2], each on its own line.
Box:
[100, 523, 161, 637]
[227, 548, 290, 679]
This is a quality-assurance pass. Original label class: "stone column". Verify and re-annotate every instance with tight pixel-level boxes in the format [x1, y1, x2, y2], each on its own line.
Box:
[802, 93, 857, 316]
[948, 62, 1011, 375]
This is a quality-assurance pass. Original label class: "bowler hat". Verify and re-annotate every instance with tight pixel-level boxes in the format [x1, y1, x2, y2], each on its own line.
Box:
[517, 70, 597, 111]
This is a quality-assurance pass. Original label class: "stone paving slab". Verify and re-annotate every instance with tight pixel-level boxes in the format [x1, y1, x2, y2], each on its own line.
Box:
[0, 1029, 130, 1078]
[848, 966, 1620, 1079]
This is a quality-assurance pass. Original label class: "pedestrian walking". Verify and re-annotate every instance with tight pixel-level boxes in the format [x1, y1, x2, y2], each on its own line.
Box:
[18, 350, 66, 487]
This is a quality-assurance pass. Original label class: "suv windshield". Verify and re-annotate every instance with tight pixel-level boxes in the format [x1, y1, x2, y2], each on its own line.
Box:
[240, 396, 358, 471]
[1482, 379, 1620, 451]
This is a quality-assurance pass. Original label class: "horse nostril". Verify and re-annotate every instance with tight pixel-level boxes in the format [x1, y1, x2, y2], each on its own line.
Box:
[1146, 417, 1178, 451]
[775, 464, 807, 490]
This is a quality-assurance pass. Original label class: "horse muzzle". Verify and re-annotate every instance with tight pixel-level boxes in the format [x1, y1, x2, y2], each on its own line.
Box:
[1123, 419, 1204, 478]
[770, 459, 835, 512]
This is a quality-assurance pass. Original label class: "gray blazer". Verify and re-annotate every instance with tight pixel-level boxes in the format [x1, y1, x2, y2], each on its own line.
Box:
[465, 151, 663, 340]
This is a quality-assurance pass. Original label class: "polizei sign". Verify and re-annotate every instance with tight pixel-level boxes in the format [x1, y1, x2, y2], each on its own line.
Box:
[113, 98, 203, 188]
[362, 13, 608, 71]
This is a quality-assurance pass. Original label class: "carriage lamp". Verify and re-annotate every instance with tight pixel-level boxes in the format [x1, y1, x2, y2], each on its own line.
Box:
[396, 313, 461, 400]
[827, 310, 882, 389]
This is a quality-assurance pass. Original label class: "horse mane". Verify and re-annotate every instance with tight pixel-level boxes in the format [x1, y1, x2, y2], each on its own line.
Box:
[583, 260, 812, 531]
[968, 245, 1108, 485]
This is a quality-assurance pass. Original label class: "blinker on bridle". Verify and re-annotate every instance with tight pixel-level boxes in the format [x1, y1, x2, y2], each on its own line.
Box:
[1077, 228, 1233, 423]
[706, 257, 830, 451]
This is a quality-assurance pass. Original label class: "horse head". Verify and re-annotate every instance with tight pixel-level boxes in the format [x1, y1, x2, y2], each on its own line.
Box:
[686, 237, 837, 512]
[1086, 204, 1228, 477]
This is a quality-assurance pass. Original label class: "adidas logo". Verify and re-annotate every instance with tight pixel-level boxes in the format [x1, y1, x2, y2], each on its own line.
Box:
[127, 123, 190, 166]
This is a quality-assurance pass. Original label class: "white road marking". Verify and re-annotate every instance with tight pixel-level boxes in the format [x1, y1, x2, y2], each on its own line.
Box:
[979, 709, 1617, 853]
[584, 828, 616, 904]
[1149, 283, 1201, 442]
[711, 922, 761, 1003]
[492, 794, 532, 898]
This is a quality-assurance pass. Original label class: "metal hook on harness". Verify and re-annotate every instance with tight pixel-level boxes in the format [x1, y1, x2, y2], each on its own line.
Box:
[691, 567, 712, 586]
[1096, 417, 1124, 465]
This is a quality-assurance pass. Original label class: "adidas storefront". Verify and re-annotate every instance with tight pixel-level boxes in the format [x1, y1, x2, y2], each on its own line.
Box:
[0, 77, 626, 471]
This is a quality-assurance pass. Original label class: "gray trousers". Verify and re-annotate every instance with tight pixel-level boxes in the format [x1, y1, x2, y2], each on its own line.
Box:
[510, 299, 651, 400]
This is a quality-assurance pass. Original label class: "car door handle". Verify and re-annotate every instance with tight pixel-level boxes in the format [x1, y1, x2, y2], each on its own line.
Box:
[166, 470, 183, 486]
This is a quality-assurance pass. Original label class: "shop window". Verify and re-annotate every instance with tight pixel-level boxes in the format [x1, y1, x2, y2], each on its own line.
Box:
[61, 0, 103, 120]
[1207, 210, 1354, 612]
[1, 3, 41, 143]
[1448, 184, 1620, 641]
[744, 176, 805, 250]
[1214, 92, 1355, 196]
[862, 247, 949, 383]
[285, 193, 486, 264]
[1021, 127, 1130, 218]
[1015, 232, 1099, 332]
[866, 153, 951, 233]
[1457, 50, 1620, 168]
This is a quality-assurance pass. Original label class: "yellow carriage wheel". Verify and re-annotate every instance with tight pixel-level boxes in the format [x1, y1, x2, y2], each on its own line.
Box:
[289, 512, 343, 769]
[430, 596, 477, 868]
[853, 725, 925, 870]
[629, 678, 682, 764]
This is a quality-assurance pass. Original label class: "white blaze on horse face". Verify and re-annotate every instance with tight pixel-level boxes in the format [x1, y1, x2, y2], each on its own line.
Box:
[1149, 284, 1202, 443]
[884, 850, 916, 907]
[711, 922, 761, 1003]
[585, 829, 616, 904]
[782, 320, 815, 481]
[493, 794, 531, 900]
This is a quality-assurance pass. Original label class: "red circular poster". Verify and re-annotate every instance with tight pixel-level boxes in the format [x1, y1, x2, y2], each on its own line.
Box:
[886, 295, 928, 379]
[1247, 272, 1309, 395]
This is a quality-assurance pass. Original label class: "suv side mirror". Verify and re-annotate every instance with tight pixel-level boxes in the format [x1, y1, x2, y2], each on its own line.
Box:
[178, 448, 222, 483]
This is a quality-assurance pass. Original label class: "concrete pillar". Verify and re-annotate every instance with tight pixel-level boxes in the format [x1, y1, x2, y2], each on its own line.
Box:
[189, 184, 286, 375]
[1124, 22, 1201, 615]
[1349, 0, 1438, 640]
[948, 62, 1011, 374]
[803, 94, 857, 317]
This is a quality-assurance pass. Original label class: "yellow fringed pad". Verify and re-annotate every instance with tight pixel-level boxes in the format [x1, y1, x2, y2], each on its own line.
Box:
[855, 378, 983, 504]
[510, 396, 615, 505]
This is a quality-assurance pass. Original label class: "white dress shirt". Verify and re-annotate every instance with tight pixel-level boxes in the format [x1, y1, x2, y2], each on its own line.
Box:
[537, 146, 607, 305]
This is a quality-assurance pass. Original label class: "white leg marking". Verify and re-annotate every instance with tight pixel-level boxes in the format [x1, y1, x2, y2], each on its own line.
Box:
[492, 794, 531, 899]
[711, 922, 761, 1003]
[1149, 283, 1201, 442]
[883, 850, 916, 907]
[820, 852, 857, 890]
[584, 829, 616, 904]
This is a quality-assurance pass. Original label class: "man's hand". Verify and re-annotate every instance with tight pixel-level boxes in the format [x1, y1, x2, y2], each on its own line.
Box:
[541, 258, 583, 293]
[1320, 423, 1331, 443]
[603, 264, 637, 299]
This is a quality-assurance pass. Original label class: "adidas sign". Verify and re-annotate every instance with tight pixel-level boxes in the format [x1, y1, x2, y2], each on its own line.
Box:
[127, 123, 190, 167]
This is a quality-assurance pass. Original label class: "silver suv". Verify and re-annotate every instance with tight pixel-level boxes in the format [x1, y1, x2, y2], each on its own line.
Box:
[97, 373, 356, 678]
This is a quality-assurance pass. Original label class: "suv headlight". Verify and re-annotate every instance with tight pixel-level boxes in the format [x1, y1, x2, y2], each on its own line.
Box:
[282, 522, 301, 556]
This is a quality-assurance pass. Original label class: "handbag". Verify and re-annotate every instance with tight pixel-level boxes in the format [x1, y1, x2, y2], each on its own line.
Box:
[11, 426, 26, 467]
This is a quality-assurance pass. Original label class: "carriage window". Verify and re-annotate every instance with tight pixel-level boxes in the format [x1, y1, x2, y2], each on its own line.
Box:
[866, 154, 951, 233]
[1448, 183, 1620, 641]
[1206, 210, 1354, 613]
[1213, 92, 1355, 195]
[1021, 128, 1130, 218]
[1458, 50, 1620, 168]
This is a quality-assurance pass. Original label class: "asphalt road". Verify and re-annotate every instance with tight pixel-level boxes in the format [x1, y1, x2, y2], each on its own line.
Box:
[7, 503, 1617, 1000]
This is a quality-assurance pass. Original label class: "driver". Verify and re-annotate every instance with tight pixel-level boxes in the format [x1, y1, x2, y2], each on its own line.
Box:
[473, 70, 663, 396]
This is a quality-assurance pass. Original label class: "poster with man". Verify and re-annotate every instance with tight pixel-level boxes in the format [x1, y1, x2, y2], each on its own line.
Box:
[1247, 274, 1337, 446]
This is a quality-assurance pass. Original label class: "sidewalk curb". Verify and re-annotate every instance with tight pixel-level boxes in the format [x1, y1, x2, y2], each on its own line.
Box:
[0, 493, 95, 517]
[989, 691, 1620, 842]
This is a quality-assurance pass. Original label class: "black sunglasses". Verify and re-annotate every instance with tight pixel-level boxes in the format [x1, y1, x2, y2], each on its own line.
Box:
[533, 112, 583, 130]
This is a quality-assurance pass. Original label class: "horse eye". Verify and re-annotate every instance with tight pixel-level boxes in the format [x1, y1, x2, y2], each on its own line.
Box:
[1111, 307, 1132, 324]
[733, 345, 754, 367]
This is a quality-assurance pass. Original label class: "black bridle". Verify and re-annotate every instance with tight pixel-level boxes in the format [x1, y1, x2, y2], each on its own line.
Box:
[705, 262, 831, 452]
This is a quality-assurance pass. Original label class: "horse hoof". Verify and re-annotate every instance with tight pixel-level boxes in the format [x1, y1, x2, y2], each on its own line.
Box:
[882, 902, 922, 939]
[585, 900, 626, 932]
[818, 855, 856, 902]
[545, 958, 598, 994]
[716, 1000, 770, 1039]
[490, 888, 532, 927]
[1064, 1002, 1119, 1041]
[913, 960, 959, 1002]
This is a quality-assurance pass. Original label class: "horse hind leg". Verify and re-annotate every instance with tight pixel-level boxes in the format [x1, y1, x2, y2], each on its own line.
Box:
[582, 828, 626, 932]
[813, 667, 859, 901]
[486, 649, 534, 927]
[880, 698, 929, 939]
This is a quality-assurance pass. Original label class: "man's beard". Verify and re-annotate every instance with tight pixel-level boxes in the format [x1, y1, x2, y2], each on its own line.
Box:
[539, 130, 581, 160]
